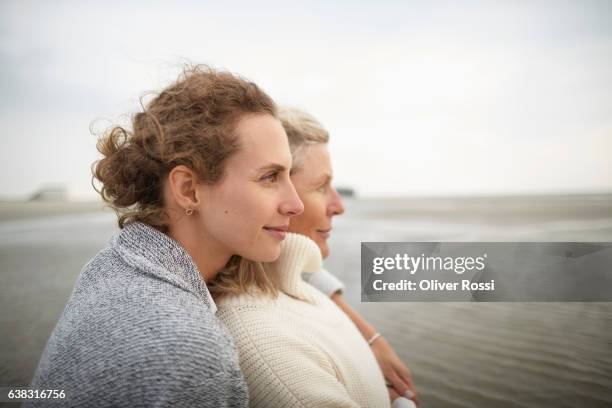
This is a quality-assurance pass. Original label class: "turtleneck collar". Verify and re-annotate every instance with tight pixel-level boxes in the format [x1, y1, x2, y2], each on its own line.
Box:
[267, 232, 323, 299]
[111, 222, 217, 313]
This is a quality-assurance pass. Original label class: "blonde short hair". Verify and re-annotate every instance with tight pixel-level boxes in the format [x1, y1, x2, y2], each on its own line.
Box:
[278, 108, 329, 173]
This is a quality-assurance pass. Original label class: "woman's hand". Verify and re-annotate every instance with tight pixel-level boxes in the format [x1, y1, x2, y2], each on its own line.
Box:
[370, 335, 419, 406]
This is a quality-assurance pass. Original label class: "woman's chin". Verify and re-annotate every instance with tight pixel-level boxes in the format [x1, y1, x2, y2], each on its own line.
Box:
[318, 242, 330, 259]
[251, 245, 282, 263]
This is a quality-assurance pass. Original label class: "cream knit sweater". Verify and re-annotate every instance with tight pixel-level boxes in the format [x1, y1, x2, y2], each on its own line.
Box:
[216, 233, 390, 408]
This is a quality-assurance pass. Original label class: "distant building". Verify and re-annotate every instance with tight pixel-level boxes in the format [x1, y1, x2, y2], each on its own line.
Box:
[30, 186, 68, 202]
[336, 187, 355, 198]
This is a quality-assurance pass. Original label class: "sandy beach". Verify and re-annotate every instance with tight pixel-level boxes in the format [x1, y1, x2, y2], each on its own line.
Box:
[1, 194, 611, 407]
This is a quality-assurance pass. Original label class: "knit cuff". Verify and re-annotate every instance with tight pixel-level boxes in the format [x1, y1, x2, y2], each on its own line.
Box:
[302, 269, 345, 297]
[391, 397, 417, 408]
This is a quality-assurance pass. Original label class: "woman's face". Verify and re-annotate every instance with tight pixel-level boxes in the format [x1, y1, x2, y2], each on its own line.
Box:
[196, 113, 304, 262]
[288, 144, 345, 258]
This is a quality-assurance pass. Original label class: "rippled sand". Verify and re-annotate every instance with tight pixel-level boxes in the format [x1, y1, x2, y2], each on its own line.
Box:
[325, 195, 612, 408]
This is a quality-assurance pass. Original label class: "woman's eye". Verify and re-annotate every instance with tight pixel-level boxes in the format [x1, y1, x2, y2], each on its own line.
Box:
[261, 172, 278, 183]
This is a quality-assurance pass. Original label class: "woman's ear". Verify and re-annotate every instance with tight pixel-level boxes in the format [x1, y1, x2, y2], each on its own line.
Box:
[167, 165, 201, 211]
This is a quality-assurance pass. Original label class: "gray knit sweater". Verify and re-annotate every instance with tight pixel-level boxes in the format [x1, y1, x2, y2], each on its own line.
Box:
[26, 222, 247, 407]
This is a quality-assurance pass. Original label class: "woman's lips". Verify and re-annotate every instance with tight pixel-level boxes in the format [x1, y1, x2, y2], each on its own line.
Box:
[263, 226, 288, 240]
[317, 228, 331, 239]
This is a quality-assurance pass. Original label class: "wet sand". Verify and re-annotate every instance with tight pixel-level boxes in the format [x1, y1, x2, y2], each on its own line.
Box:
[1, 194, 611, 407]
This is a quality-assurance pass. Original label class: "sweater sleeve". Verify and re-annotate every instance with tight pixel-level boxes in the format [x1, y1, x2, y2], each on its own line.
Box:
[218, 306, 360, 408]
[302, 269, 345, 297]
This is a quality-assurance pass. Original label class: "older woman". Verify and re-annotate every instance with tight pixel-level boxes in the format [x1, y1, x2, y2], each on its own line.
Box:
[281, 108, 419, 406]
[215, 109, 418, 407]
[27, 67, 303, 407]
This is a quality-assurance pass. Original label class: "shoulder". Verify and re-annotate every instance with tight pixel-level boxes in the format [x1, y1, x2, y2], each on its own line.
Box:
[99, 284, 229, 359]
[32, 287, 243, 405]
[216, 291, 332, 361]
[58, 256, 233, 373]
[74, 243, 216, 312]
[215, 293, 360, 408]
[217, 291, 295, 332]
[216, 284, 333, 323]
[125, 301, 239, 377]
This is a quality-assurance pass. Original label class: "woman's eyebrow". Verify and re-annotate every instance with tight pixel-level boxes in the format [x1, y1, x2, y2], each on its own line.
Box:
[317, 174, 332, 184]
[256, 163, 287, 173]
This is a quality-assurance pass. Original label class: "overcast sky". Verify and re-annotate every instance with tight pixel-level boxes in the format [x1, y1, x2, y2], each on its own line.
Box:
[1, 0, 611, 199]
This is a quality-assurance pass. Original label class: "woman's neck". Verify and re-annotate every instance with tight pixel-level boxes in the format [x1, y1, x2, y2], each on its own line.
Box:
[167, 225, 230, 283]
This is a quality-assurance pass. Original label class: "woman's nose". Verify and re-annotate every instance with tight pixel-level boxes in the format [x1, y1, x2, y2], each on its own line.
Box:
[328, 187, 345, 216]
[280, 182, 304, 216]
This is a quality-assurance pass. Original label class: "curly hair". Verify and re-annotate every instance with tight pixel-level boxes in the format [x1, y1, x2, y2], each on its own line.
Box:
[93, 65, 276, 232]
[92, 65, 279, 298]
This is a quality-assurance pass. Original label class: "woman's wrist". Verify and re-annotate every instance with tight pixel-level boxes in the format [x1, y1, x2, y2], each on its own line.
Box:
[367, 332, 382, 346]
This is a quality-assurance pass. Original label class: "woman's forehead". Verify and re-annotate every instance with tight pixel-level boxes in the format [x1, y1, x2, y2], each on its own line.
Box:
[233, 115, 292, 165]
[293, 145, 333, 183]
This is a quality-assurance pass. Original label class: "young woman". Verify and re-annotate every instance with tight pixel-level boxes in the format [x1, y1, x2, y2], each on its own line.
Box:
[214, 109, 418, 407]
[26, 67, 303, 407]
